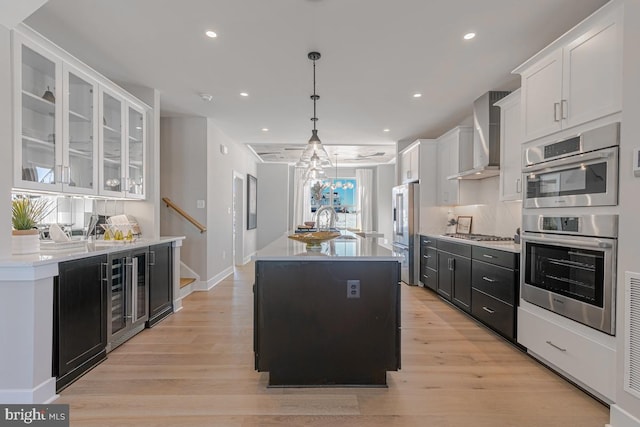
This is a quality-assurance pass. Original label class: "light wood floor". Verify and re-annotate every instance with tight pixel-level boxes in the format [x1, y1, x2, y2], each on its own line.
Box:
[58, 262, 609, 426]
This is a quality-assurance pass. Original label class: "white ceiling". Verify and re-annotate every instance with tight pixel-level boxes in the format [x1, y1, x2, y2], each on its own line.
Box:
[24, 0, 609, 164]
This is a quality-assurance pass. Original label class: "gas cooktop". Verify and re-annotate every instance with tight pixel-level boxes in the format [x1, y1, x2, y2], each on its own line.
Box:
[444, 233, 514, 242]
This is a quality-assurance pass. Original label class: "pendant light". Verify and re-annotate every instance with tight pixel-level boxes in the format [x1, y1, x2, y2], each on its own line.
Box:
[299, 51, 331, 171]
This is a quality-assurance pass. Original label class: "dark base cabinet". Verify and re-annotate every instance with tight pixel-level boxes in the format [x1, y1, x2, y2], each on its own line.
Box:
[254, 260, 401, 387]
[147, 243, 173, 328]
[420, 236, 438, 292]
[436, 240, 472, 313]
[53, 255, 108, 392]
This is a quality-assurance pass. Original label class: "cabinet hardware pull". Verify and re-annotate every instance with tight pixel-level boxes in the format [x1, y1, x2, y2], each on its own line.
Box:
[450, 258, 455, 271]
[482, 306, 495, 314]
[424, 274, 430, 279]
[101, 262, 108, 282]
[149, 251, 156, 266]
[516, 178, 522, 193]
[424, 240, 431, 244]
[546, 340, 567, 352]
[554, 102, 561, 122]
[561, 99, 568, 120]
[423, 255, 431, 259]
[482, 254, 495, 259]
[482, 276, 496, 283]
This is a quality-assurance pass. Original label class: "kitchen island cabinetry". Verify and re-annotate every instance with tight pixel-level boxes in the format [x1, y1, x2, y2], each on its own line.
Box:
[437, 239, 471, 312]
[515, 5, 622, 142]
[253, 234, 400, 386]
[147, 242, 173, 327]
[54, 254, 108, 392]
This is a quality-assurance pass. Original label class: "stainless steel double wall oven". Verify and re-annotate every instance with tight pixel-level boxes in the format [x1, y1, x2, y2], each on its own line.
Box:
[520, 122, 619, 335]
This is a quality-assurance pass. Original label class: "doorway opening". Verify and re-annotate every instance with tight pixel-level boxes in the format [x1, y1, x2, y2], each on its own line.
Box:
[232, 172, 244, 266]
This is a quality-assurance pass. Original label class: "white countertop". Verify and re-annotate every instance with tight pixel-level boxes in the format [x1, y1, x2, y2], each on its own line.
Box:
[422, 233, 521, 254]
[0, 236, 185, 267]
[254, 231, 399, 261]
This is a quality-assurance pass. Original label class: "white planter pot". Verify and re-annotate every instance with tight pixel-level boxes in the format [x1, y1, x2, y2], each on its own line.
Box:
[11, 230, 40, 255]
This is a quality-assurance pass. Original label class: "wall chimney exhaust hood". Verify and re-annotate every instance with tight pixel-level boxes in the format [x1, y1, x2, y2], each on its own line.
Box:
[448, 91, 510, 180]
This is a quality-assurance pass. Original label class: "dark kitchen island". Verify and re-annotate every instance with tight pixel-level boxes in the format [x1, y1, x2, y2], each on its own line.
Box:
[253, 232, 401, 387]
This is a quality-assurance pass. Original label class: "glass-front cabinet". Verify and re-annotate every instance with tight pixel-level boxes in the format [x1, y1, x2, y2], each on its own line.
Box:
[13, 31, 147, 199]
[63, 64, 99, 194]
[14, 36, 63, 192]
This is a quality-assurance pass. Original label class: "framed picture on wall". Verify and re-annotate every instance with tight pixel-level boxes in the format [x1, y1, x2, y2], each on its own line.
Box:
[247, 174, 257, 230]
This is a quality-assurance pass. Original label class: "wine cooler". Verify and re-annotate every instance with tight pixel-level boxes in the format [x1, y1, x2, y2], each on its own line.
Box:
[107, 247, 149, 351]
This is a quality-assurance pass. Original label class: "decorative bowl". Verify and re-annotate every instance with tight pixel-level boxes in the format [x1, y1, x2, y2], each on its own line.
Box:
[288, 231, 340, 248]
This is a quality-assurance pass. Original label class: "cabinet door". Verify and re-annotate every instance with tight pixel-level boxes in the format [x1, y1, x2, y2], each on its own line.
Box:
[13, 36, 63, 192]
[521, 49, 563, 142]
[409, 146, 419, 182]
[451, 254, 471, 313]
[62, 63, 99, 195]
[108, 253, 127, 338]
[126, 104, 146, 198]
[437, 252, 452, 299]
[436, 138, 457, 205]
[131, 249, 149, 325]
[563, 12, 622, 129]
[498, 91, 522, 201]
[55, 255, 107, 390]
[148, 243, 173, 327]
[99, 88, 126, 197]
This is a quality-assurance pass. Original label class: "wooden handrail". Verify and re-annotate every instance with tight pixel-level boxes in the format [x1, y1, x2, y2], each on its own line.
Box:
[162, 197, 207, 233]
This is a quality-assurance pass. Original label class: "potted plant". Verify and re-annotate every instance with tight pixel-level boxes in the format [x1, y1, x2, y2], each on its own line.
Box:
[11, 196, 53, 254]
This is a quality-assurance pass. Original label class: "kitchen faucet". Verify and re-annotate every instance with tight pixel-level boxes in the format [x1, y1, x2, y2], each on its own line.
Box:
[314, 205, 337, 231]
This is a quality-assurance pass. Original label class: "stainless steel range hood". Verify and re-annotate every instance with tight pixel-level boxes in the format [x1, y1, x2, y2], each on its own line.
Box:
[448, 91, 510, 180]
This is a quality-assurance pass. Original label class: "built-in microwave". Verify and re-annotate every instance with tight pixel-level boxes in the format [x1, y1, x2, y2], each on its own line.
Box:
[522, 122, 619, 209]
[521, 214, 618, 335]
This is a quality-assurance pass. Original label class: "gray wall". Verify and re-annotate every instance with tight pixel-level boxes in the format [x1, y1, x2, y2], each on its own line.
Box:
[257, 163, 289, 249]
[160, 117, 208, 279]
[0, 25, 11, 258]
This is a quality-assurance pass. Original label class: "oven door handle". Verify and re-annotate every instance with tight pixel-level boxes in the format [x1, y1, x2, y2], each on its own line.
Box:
[521, 234, 613, 249]
[523, 147, 616, 173]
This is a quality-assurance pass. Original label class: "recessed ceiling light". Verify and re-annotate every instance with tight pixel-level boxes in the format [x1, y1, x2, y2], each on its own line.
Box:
[463, 32, 476, 40]
[200, 93, 213, 101]
[205, 30, 217, 38]
[261, 128, 269, 132]
[413, 93, 422, 98]
[240, 92, 249, 97]
[383, 128, 390, 132]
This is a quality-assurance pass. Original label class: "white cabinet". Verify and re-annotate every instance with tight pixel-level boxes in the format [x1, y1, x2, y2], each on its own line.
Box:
[494, 89, 522, 201]
[436, 126, 473, 206]
[516, 6, 622, 142]
[398, 141, 419, 183]
[13, 28, 148, 199]
[518, 305, 616, 402]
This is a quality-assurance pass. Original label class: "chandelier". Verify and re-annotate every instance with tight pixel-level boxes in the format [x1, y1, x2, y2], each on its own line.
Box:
[298, 51, 331, 180]
[330, 154, 354, 190]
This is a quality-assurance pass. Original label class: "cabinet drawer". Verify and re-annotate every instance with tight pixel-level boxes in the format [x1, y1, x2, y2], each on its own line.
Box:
[422, 268, 437, 292]
[471, 289, 514, 340]
[420, 235, 437, 248]
[421, 246, 438, 270]
[472, 246, 517, 269]
[437, 240, 471, 258]
[471, 260, 515, 304]
[517, 307, 616, 401]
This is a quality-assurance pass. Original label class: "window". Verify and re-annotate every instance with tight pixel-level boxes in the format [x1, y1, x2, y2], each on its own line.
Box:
[309, 178, 357, 229]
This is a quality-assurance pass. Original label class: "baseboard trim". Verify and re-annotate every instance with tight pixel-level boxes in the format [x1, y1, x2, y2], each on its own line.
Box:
[198, 267, 234, 291]
[610, 404, 640, 427]
[0, 377, 57, 404]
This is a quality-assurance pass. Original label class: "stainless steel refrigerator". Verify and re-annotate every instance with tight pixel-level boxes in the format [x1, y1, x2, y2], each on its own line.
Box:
[391, 183, 419, 285]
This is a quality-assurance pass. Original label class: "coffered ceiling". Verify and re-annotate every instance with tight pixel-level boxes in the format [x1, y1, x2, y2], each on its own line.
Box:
[24, 0, 609, 165]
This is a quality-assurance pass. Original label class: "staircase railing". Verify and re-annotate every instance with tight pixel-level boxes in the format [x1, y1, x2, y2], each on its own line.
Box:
[162, 197, 207, 233]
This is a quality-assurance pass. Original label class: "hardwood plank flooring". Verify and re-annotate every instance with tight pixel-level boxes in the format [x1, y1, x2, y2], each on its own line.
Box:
[58, 262, 609, 426]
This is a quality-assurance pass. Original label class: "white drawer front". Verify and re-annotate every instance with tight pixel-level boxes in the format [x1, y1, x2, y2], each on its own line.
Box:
[518, 307, 616, 401]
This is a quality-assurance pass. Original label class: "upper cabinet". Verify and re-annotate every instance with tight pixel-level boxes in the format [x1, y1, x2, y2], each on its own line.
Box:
[436, 126, 473, 206]
[398, 141, 420, 184]
[12, 28, 148, 199]
[494, 90, 522, 201]
[515, 5, 622, 142]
